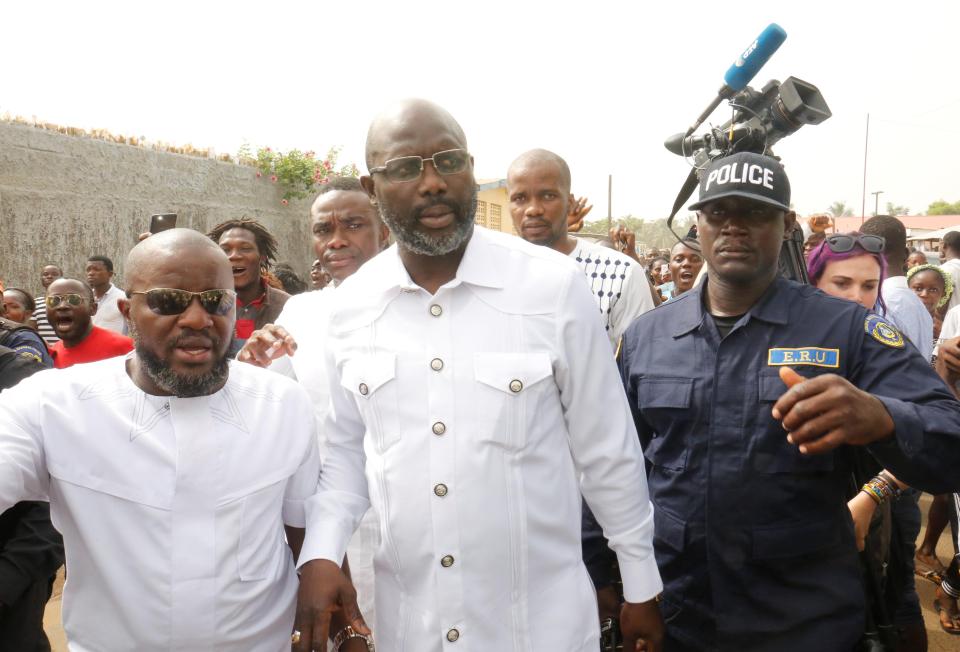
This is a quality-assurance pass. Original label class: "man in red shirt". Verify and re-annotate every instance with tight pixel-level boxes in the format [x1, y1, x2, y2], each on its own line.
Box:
[47, 279, 133, 369]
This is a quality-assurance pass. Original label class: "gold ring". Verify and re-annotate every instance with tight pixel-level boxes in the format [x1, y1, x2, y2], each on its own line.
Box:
[291, 630, 301, 644]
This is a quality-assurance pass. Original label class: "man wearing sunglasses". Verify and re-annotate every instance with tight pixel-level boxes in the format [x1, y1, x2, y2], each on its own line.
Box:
[0, 228, 323, 650]
[47, 278, 133, 368]
[616, 152, 960, 651]
[291, 99, 663, 652]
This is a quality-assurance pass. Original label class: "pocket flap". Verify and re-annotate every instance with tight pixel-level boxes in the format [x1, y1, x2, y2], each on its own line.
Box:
[638, 378, 693, 409]
[653, 507, 686, 552]
[758, 372, 786, 402]
[751, 516, 842, 560]
[340, 354, 397, 398]
[474, 352, 553, 395]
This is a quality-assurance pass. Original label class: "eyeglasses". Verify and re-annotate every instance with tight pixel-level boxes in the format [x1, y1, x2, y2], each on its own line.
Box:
[369, 149, 471, 183]
[46, 294, 86, 309]
[128, 288, 236, 316]
[824, 234, 885, 254]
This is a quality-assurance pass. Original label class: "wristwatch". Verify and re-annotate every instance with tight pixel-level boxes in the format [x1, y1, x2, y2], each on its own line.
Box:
[332, 625, 375, 651]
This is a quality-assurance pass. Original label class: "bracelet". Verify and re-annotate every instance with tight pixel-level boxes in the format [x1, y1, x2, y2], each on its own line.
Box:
[861, 475, 895, 505]
[878, 471, 903, 499]
[332, 625, 375, 651]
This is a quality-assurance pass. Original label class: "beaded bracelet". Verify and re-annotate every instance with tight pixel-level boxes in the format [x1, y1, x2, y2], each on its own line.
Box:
[861, 475, 895, 505]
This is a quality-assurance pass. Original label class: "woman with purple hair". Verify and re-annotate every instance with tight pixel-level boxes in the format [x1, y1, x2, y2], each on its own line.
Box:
[807, 233, 946, 640]
[806, 231, 887, 315]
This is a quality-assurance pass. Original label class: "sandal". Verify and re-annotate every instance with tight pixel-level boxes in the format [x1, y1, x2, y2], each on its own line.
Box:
[915, 554, 946, 585]
[933, 598, 960, 635]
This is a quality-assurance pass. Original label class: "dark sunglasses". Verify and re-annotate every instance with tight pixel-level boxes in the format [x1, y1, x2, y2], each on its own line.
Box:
[128, 288, 236, 316]
[369, 149, 470, 183]
[824, 234, 885, 254]
[46, 293, 87, 309]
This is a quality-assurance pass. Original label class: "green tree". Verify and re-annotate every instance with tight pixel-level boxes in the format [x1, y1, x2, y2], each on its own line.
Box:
[827, 201, 854, 217]
[885, 202, 910, 216]
[927, 199, 960, 215]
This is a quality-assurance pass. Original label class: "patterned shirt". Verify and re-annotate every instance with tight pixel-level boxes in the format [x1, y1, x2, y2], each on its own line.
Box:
[568, 237, 656, 349]
[32, 301, 59, 345]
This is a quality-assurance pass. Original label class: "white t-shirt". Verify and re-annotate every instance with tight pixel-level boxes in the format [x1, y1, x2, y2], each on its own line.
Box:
[0, 356, 320, 651]
[941, 258, 960, 313]
[91, 283, 127, 334]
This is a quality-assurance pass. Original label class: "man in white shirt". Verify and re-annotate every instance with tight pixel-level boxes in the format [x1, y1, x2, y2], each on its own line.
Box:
[86, 254, 127, 333]
[861, 216, 933, 360]
[0, 229, 322, 651]
[238, 176, 390, 637]
[293, 99, 663, 652]
[940, 231, 960, 312]
[507, 149, 656, 350]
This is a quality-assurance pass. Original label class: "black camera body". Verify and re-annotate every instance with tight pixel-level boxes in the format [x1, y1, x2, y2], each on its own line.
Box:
[664, 77, 832, 284]
[665, 76, 831, 165]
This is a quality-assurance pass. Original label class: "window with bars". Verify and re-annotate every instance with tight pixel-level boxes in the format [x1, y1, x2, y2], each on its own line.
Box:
[490, 203, 502, 231]
[475, 200, 488, 226]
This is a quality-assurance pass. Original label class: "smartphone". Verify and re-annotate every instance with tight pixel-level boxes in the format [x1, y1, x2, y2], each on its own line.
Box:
[149, 213, 177, 234]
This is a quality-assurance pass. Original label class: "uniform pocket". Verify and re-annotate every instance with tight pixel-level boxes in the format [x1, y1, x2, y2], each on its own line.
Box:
[754, 371, 834, 473]
[341, 354, 401, 452]
[638, 378, 693, 471]
[751, 515, 843, 560]
[652, 507, 688, 622]
[473, 352, 553, 450]
[238, 482, 284, 581]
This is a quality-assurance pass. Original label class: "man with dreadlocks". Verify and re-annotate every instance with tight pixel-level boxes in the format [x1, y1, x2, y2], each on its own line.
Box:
[207, 217, 290, 357]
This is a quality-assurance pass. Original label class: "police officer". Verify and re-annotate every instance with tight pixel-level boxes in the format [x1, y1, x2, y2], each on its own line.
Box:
[618, 152, 960, 651]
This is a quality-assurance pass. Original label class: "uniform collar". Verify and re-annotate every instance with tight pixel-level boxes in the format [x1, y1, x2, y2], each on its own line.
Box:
[672, 274, 790, 337]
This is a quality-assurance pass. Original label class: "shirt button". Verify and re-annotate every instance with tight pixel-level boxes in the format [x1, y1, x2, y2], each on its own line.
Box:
[446, 628, 460, 642]
[430, 358, 444, 372]
[440, 554, 455, 568]
[432, 422, 446, 436]
[509, 379, 523, 393]
[359, 383, 369, 396]
[430, 304, 443, 317]
[434, 483, 448, 497]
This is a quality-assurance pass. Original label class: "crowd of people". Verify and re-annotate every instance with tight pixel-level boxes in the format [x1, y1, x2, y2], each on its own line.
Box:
[1, 99, 960, 652]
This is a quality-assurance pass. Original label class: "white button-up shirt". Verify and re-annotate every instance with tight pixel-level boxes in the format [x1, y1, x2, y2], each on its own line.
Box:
[882, 275, 933, 361]
[0, 357, 320, 651]
[91, 283, 127, 334]
[270, 286, 380, 631]
[301, 227, 661, 652]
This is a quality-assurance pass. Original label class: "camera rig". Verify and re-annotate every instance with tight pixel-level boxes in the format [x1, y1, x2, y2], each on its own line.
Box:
[663, 76, 832, 284]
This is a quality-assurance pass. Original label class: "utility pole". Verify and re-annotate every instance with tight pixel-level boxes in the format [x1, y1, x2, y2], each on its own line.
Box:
[871, 190, 884, 217]
[860, 113, 869, 225]
[607, 174, 612, 230]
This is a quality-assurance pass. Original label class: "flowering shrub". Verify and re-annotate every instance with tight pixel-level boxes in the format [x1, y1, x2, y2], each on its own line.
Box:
[238, 144, 359, 203]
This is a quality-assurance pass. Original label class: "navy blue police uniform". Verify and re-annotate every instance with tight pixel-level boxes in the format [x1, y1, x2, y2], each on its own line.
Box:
[618, 276, 960, 652]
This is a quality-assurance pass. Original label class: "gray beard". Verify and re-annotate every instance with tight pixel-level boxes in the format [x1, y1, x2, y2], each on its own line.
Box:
[378, 189, 477, 256]
[129, 322, 230, 398]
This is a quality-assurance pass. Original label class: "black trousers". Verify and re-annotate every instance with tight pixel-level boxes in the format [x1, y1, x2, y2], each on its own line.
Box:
[0, 576, 53, 652]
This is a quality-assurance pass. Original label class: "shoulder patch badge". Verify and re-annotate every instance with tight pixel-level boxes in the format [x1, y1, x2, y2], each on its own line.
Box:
[864, 314, 905, 348]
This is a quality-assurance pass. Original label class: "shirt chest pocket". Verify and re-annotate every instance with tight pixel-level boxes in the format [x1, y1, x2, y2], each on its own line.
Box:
[637, 377, 693, 471]
[473, 352, 554, 450]
[755, 372, 833, 473]
[237, 481, 285, 581]
[341, 354, 402, 452]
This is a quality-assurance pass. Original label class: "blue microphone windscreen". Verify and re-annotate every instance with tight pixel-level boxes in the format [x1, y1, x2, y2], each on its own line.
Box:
[723, 23, 787, 92]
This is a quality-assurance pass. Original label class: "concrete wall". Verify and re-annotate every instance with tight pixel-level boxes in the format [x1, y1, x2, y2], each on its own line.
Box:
[0, 121, 315, 296]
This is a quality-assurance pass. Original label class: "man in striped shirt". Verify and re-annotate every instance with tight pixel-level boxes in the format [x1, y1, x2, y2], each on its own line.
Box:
[32, 264, 62, 345]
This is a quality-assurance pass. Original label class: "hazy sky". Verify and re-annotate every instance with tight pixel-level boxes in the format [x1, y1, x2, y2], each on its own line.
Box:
[2, 1, 957, 220]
